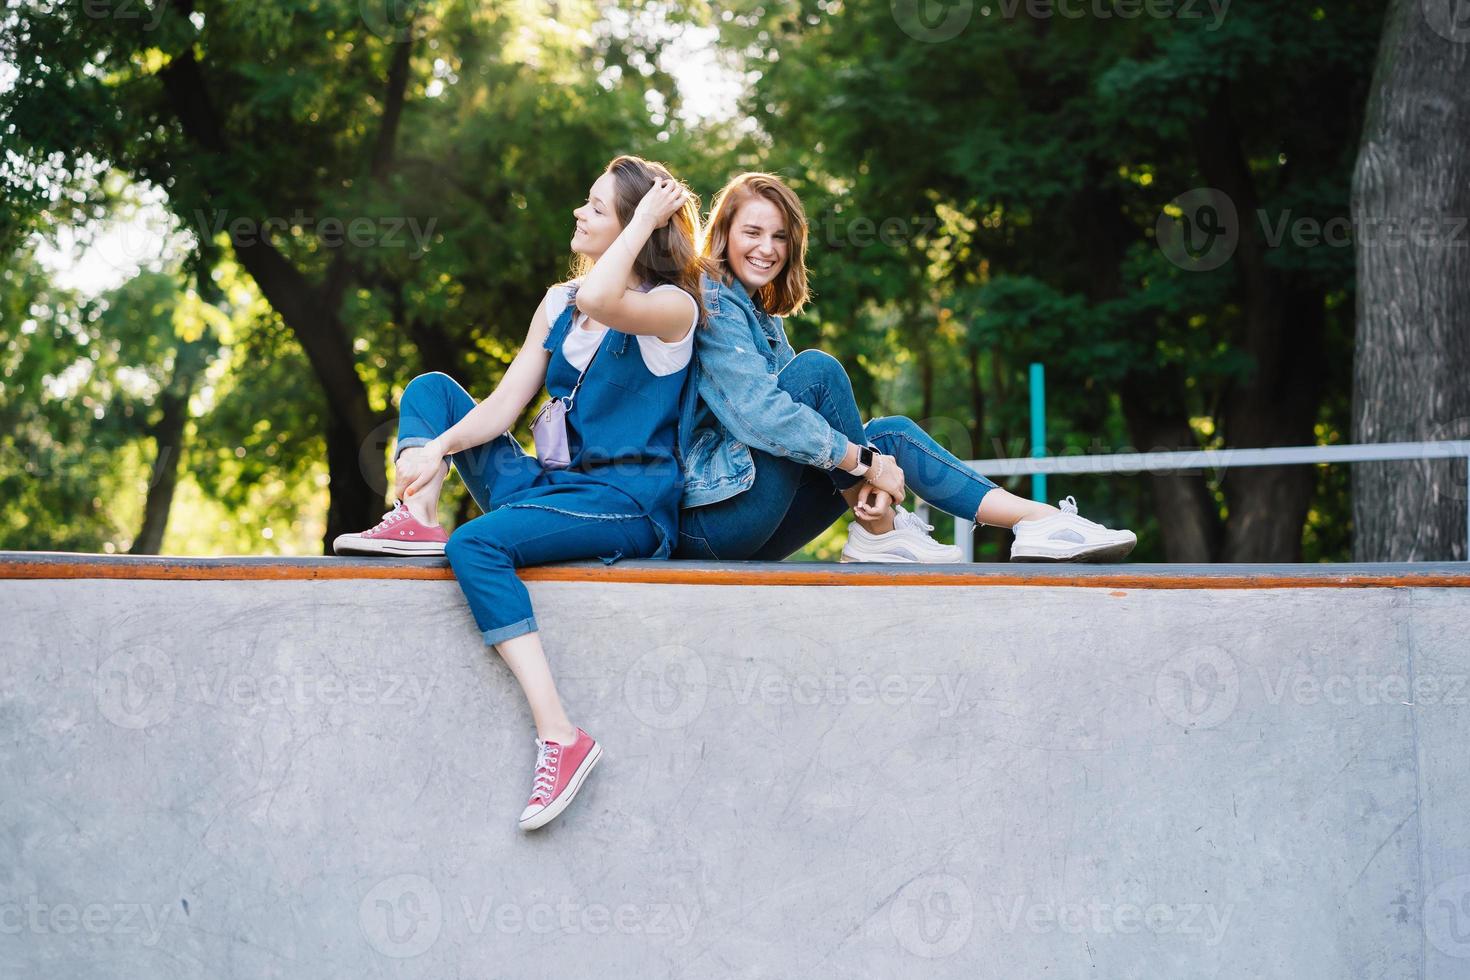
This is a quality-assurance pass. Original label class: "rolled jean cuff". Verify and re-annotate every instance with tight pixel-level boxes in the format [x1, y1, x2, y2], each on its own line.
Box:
[394, 436, 435, 462]
[482, 616, 538, 646]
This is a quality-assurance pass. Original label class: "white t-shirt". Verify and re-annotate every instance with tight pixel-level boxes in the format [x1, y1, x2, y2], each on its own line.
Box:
[541, 283, 698, 377]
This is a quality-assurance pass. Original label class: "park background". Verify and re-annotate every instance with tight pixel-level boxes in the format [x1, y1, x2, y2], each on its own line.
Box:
[2, 0, 1466, 562]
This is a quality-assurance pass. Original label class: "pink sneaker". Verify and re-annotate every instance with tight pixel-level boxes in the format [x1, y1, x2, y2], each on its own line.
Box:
[519, 728, 603, 831]
[332, 499, 448, 557]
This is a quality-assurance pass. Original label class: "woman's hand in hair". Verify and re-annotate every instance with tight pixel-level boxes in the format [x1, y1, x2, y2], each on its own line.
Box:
[633, 177, 690, 229]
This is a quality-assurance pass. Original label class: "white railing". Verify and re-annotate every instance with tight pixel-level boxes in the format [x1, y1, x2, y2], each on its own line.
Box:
[910, 440, 1470, 561]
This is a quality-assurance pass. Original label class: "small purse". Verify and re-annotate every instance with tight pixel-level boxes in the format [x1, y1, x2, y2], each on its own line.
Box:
[531, 334, 600, 469]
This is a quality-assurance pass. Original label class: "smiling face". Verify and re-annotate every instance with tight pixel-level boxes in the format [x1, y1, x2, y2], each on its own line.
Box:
[725, 196, 790, 293]
[571, 171, 624, 259]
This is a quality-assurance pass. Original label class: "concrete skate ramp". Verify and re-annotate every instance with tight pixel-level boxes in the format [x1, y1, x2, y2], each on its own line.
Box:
[3, 553, 1470, 979]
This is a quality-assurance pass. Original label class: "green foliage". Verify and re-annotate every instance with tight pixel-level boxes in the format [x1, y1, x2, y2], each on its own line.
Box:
[730, 0, 1384, 559]
[1, 0, 1382, 558]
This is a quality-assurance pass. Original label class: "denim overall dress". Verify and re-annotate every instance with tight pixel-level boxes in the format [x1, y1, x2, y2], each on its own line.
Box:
[399, 285, 699, 644]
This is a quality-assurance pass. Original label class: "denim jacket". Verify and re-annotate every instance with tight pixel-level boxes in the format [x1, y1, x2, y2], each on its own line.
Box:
[681, 274, 850, 509]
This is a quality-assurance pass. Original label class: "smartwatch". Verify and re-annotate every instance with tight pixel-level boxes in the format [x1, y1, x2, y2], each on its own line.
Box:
[849, 445, 875, 476]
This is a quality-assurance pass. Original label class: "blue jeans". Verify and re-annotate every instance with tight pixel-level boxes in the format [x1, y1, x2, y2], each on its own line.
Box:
[676, 351, 999, 560]
[397, 372, 660, 644]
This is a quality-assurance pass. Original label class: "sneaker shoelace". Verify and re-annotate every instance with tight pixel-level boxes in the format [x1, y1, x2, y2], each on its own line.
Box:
[1057, 495, 1107, 531]
[893, 505, 937, 536]
[371, 502, 412, 534]
[529, 740, 561, 805]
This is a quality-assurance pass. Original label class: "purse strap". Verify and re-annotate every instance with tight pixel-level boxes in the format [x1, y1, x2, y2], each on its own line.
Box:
[559, 280, 655, 408]
[562, 334, 600, 409]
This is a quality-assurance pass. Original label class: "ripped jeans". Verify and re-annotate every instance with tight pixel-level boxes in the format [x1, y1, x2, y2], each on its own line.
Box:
[396, 372, 659, 645]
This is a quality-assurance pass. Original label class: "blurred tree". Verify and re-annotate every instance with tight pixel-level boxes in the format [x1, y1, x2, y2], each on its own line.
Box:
[721, 0, 1385, 561]
[92, 264, 226, 554]
[0, 253, 131, 550]
[3, 0, 690, 549]
[0, 251, 217, 550]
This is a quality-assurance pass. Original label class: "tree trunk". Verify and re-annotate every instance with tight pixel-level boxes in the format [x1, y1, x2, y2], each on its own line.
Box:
[1218, 284, 1328, 562]
[157, 14, 413, 551]
[1073, 172, 1222, 561]
[1191, 85, 1329, 562]
[967, 343, 985, 454]
[129, 369, 196, 554]
[1118, 373, 1222, 562]
[1351, 0, 1470, 561]
[918, 335, 934, 424]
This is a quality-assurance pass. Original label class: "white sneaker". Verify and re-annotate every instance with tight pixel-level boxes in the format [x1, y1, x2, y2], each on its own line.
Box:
[840, 505, 965, 563]
[1010, 495, 1136, 562]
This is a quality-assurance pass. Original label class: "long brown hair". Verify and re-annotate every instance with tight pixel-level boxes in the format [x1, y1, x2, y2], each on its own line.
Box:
[572, 154, 708, 321]
[703, 172, 810, 317]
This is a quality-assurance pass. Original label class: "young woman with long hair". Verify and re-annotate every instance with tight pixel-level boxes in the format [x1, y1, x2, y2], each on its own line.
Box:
[676, 171, 1136, 564]
[333, 155, 705, 830]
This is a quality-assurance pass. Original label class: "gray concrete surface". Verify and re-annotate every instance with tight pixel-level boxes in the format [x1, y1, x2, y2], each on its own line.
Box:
[3, 574, 1469, 978]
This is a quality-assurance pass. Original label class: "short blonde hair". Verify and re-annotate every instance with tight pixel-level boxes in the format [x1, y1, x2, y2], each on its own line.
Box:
[703, 172, 810, 317]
